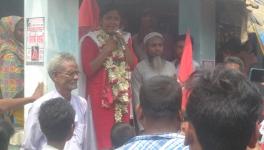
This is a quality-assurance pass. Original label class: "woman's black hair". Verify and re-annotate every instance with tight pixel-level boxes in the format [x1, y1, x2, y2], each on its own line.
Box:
[100, 4, 123, 18]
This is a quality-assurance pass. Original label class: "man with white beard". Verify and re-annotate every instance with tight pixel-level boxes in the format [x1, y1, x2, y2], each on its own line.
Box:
[131, 32, 176, 131]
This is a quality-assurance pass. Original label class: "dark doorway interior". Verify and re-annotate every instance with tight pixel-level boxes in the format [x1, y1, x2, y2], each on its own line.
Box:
[97, 0, 179, 36]
[0, 0, 24, 18]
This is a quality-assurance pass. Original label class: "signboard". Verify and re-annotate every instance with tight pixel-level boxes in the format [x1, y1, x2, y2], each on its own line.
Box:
[26, 17, 45, 65]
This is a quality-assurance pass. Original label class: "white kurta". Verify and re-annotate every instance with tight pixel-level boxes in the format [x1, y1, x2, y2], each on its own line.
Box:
[131, 59, 177, 106]
[131, 59, 177, 130]
[172, 59, 200, 74]
[42, 144, 59, 150]
[22, 90, 96, 150]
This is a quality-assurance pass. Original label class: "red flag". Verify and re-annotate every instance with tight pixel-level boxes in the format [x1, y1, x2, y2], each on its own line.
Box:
[177, 32, 193, 110]
[79, 0, 99, 29]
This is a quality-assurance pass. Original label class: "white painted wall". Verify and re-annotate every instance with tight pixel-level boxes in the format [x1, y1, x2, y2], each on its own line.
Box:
[24, 0, 79, 120]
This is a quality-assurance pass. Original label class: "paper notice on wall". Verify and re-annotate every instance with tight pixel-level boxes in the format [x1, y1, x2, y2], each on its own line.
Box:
[26, 17, 45, 65]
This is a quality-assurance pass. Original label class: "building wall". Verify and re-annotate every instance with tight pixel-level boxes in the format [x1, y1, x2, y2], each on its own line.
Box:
[179, 0, 216, 63]
[24, 0, 79, 119]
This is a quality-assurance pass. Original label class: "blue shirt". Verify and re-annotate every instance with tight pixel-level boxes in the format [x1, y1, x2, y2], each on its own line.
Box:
[116, 133, 189, 150]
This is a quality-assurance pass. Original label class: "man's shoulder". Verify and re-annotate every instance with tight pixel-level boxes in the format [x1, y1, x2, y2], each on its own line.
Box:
[42, 144, 59, 150]
[193, 60, 200, 68]
[72, 94, 87, 105]
[71, 94, 88, 113]
[116, 133, 188, 150]
[165, 60, 176, 68]
[30, 91, 57, 110]
[136, 59, 146, 66]
[134, 60, 148, 71]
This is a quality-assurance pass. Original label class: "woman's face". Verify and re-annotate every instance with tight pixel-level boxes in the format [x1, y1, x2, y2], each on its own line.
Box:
[101, 10, 121, 34]
[14, 20, 24, 43]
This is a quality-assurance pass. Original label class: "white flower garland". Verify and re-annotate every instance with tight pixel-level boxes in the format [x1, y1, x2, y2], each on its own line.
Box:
[97, 30, 131, 122]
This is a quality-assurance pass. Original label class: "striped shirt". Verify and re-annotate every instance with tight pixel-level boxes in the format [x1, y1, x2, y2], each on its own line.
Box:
[116, 133, 189, 150]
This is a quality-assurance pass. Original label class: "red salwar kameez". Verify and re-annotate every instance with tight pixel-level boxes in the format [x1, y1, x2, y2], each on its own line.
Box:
[81, 31, 137, 149]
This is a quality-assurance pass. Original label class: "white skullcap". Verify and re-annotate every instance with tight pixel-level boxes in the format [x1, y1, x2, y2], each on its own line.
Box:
[143, 32, 164, 45]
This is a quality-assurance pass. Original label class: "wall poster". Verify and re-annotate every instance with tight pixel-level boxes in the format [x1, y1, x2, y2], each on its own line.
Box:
[26, 17, 45, 65]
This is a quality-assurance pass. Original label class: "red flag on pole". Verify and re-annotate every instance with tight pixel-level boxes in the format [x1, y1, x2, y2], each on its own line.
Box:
[177, 32, 193, 110]
[79, 0, 100, 29]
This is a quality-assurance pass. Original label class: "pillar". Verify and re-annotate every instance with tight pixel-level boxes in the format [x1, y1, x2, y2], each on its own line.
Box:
[178, 0, 216, 63]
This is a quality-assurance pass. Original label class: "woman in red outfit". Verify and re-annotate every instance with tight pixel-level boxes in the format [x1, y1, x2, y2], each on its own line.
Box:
[81, 5, 137, 149]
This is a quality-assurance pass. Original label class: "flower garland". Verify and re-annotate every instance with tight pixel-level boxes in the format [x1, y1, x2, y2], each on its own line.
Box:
[97, 30, 131, 122]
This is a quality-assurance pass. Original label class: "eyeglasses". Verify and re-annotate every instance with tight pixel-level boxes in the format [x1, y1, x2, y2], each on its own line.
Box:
[56, 71, 80, 78]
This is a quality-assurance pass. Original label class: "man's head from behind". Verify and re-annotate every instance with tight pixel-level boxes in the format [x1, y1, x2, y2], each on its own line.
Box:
[48, 53, 79, 92]
[224, 56, 244, 72]
[39, 98, 75, 145]
[184, 68, 263, 150]
[137, 76, 182, 130]
[111, 122, 136, 148]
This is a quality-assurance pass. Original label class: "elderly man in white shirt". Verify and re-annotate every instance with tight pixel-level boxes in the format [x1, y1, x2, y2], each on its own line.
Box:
[22, 53, 96, 150]
[132, 32, 176, 107]
[131, 32, 176, 131]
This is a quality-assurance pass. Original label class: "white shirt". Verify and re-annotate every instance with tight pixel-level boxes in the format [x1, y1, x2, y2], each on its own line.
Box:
[131, 59, 177, 105]
[172, 59, 200, 74]
[22, 90, 94, 150]
[42, 145, 59, 150]
[131, 59, 176, 130]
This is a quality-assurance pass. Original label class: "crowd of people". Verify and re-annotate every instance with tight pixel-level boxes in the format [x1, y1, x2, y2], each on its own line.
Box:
[0, 3, 264, 150]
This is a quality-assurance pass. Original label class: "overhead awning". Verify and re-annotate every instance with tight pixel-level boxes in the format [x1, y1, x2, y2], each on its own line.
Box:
[215, 0, 264, 55]
[246, 0, 264, 54]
